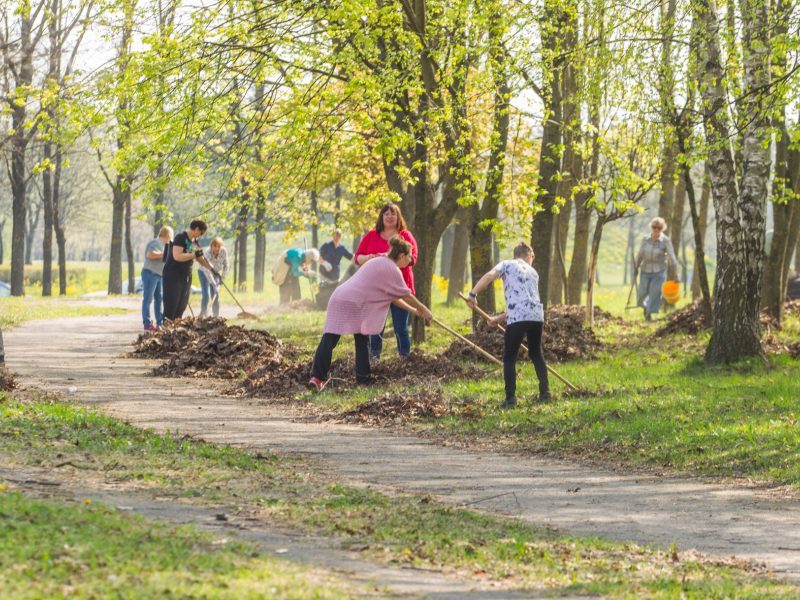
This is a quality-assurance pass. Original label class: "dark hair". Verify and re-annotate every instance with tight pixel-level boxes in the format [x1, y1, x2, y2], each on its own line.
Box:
[513, 242, 534, 259]
[190, 219, 208, 233]
[387, 235, 412, 260]
[375, 203, 408, 233]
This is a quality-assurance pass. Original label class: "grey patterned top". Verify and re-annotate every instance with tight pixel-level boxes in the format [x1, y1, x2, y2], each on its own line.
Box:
[494, 259, 544, 324]
[635, 234, 678, 274]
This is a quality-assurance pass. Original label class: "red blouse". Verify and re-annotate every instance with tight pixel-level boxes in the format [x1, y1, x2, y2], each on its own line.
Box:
[354, 229, 418, 295]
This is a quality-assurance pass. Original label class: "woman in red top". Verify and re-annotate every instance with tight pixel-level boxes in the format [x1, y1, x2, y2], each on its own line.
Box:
[354, 203, 418, 359]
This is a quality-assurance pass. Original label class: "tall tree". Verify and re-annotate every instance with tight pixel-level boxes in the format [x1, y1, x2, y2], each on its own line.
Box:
[1, 0, 48, 295]
[694, 0, 772, 362]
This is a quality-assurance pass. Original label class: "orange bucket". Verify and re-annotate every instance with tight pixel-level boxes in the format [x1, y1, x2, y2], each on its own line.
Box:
[662, 280, 680, 304]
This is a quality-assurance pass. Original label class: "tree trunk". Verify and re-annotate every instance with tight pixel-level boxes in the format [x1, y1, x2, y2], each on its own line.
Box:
[440, 224, 454, 278]
[682, 159, 712, 321]
[691, 165, 711, 302]
[310, 190, 318, 250]
[668, 180, 686, 280]
[254, 193, 266, 293]
[236, 200, 249, 292]
[695, 0, 769, 363]
[549, 201, 570, 305]
[530, 3, 563, 313]
[53, 152, 67, 295]
[108, 182, 126, 294]
[446, 206, 470, 305]
[125, 189, 135, 295]
[585, 215, 606, 326]
[9, 15, 35, 296]
[25, 197, 41, 266]
[42, 142, 55, 296]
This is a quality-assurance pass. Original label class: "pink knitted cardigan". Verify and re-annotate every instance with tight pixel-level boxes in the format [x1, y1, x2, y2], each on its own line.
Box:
[323, 257, 411, 335]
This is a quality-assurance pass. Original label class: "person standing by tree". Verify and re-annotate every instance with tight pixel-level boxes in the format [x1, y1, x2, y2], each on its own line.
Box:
[634, 217, 678, 321]
[141, 226, 173, 331]
[199, 237, 228, 318]
[319, 228, 353, 282]
[354, 203, 418, 361]
[467, 242, 550, 409]
[163, 220, 210, 321]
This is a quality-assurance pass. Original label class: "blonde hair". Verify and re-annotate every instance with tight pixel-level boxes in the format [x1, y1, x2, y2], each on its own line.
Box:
[210, 236, 224, 248]
[650, 217, 667, 231]
[158, 226, 174, 239]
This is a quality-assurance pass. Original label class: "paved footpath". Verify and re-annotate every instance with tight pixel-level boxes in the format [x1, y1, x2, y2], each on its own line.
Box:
[6, 312, 800, 581]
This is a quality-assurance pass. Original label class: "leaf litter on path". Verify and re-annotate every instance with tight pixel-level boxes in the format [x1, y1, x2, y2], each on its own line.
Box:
[129, 317, 298, 378]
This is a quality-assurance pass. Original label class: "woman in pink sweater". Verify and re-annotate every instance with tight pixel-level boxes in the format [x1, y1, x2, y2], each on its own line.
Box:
[309, 236, 432, 391]
[353, 203, 418, 359]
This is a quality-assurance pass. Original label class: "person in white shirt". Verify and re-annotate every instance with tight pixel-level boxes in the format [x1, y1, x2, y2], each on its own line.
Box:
[467, 242, 550, 409]
[634, 216, 679, 321]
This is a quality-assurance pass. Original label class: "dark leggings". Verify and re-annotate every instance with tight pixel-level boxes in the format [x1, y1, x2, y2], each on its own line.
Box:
[311, 333, 371, 383]
[163, 269, 192, 320]
[503, 320, 549, 399]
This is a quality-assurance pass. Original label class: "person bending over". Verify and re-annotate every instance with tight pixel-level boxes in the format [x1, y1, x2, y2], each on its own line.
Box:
[308, 236, 432, 391]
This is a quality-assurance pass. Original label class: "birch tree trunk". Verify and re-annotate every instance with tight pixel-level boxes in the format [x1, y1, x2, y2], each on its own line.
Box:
[695, 0, 770, 363]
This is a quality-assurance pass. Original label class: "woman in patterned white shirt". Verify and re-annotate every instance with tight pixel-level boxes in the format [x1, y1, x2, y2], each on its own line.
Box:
[634, 217, 679, 321]
[467, 242, 550, 409]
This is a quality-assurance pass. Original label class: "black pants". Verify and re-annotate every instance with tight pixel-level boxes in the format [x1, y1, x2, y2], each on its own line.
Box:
[311, 333, 371, 383]
[503, 320, 549, 399]
[163, 268, 192, 320]
[279, 270, 302, 304]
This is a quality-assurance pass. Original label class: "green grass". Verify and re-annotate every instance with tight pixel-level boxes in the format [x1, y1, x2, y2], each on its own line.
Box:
[0, 491, 358, 599]
[0, 297, 127, 328]
[0, 391, 795, 597]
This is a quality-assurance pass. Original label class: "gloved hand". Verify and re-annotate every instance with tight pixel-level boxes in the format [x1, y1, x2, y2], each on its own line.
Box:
[194, 248, 204, 257]
[321, 260, 332, 272]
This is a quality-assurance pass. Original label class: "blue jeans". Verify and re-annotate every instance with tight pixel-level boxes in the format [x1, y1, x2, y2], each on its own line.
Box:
[370, 304, 411, 358]
[198, 270, 220, 317]
[141, 269, 163, 327]
[638, 270, 666, 318]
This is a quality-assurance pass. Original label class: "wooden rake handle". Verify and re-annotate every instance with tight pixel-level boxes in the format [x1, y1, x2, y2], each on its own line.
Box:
[457, 292, 579, 391]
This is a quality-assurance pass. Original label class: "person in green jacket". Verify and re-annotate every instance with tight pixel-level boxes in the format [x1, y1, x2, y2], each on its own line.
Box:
[279, 248, 324, 304]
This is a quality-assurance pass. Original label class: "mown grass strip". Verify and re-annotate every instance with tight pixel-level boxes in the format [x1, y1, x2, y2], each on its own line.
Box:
[0, 391, 795, 597]
[0, 490, 359, 599]
[0, 298, 127, 328]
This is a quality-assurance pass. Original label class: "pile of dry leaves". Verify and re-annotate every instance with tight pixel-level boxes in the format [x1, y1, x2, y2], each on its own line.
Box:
[0, 368, 17, 392]
[335, 389, 449, 425]
[130, 318, 295, 378]
[448, 304, 608, 363]
[228, 349, 486, 399]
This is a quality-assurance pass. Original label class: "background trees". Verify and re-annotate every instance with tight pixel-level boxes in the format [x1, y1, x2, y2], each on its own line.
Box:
[1, 0, 798, 363]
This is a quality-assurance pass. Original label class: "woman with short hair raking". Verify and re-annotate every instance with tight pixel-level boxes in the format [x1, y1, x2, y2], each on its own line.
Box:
[162, 220, 211, 321]
[634, 217, 679, 321]
[308, 235, 432, 392]
[467, 242, 549, 409]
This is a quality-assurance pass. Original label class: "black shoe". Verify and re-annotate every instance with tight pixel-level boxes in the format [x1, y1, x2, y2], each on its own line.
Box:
[537, 391, 552, 403]
[500, 396, 517, 409]
[356, 377, 374, 386]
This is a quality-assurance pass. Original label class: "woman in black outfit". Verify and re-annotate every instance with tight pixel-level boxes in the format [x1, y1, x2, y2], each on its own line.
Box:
[162, 220, 210, 321]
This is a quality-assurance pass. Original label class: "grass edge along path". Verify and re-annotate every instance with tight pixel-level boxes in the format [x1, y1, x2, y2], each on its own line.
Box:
[0, 297, 128, 329]
[0, 489, 363, 599]
[0, 390, 796, 598]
